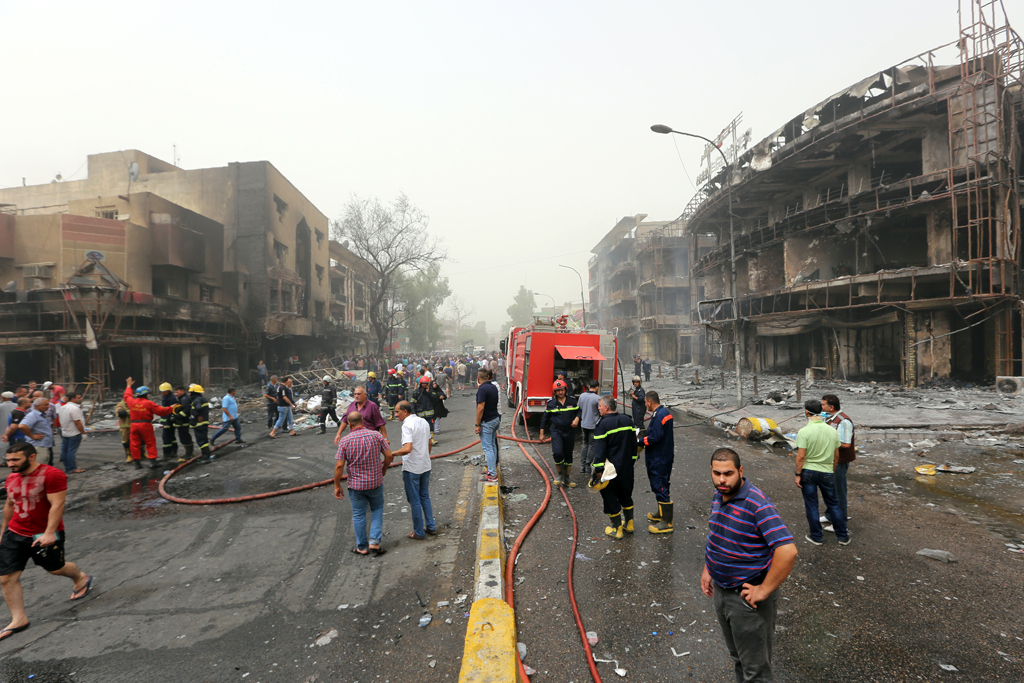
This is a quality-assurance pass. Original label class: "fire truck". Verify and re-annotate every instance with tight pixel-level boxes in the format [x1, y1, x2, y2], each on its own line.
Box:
[500, 315, 618, 416]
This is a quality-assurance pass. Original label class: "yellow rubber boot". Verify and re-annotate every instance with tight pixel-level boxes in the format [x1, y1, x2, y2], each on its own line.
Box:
[564, 466, 577, 488]
[648, 502, 674, 534]
[647, 505, 662, 523]
[622, 506, 635, 534]
[605, 512, 624, 539]
[553, 464, 565, 487]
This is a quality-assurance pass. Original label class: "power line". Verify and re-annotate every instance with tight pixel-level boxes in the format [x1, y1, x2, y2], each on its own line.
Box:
[444, 249, 591, 277]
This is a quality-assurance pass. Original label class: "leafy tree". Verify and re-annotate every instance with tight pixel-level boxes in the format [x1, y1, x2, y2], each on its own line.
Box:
[399, 264, 451, 351]
[333, 193, 447, 354]
[502, 286, 536, 332]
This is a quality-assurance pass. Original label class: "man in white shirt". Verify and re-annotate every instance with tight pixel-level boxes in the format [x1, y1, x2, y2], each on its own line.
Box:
[56, 392, 87, 474]
[390, 401, 436, 540]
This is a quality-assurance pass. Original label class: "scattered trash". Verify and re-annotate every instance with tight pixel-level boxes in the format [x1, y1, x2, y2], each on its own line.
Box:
[524, 666, 537, 676]
[287, 456, 302, 460]
[586, 631, 599, 646]
[419, 614, 432, 627]
[517, 642, 527, 659]
[428, 660, 437, 668]
[399, 615, 410, 622]
[917, 549, 958, 563]
[575, 552, 593, 561]
[936, 464, 975, 474]
[856, 576, 865, 581]
[509, 494, 528, 502]
[337, 604, 349, 610]
[593, 657, 626, 677]
[670, 648, 690, 657]
[915, 464, 937, 475]
[939, 664, 958, 672]
[437, 600, 450, 607]
[454, 595, 468, 605]
[415, 590, 426, 607]
[658, 613, 674, 623]
[314, 629, 339, 647]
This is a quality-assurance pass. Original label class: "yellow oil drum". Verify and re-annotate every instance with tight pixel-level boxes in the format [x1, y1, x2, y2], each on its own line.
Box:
[736, 417, 779, 440]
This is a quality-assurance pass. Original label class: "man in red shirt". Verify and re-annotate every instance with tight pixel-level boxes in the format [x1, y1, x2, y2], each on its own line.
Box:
[334, 386, 388, 445]
[0, 442, 92, 641]
[124, 377, 175, 470]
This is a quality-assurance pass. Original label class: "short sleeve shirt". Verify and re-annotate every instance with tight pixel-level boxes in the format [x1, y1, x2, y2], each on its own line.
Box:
[400, 414, 432, 474]
[337, 428, 389, 490]
[343, 400, 386, 432]
[5, 465, 67, 537]
[20, 409, 54, 448]
[276, 385, 294, 407]
[577, 392, 600, 430]
[57, 402, 85, 438]
[476, 382, 500, 423]
[795, 418, 841, 473]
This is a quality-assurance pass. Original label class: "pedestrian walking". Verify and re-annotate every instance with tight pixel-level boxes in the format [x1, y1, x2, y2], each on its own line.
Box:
[10, 398, 55, 466]
[188, 385, 213, 458]
[56, 392, 87, 474]
[333, 411, 393, 556]
[1, 399, 31, 448]
[172, 386, 194, 463]
[318, 377, 339, 435]
[539, 380, 580, 488]
[456, 360, 467, 390]
[475, 369, 501, 483]
[821, 394, 855, 533]
[577, 380, 600, 475]
[385, 369, 404, 420]
[263, 376, 280, 430]
[391, 401, 436, 540]
[427, 378, 448, 440]
[158, 383, 178, 460]
[124, 379, 175, 469]
[269, 377, 297, 438]
[210, 387, 243, 448]
[256, 360, 268, 389]
[640, 390, 674, 534]
[795, 399, 849, 546]
[588, 395, 636, 538]
[702, 447, 797, 683]
[0, 442, 94, 642]
[633, 355, 642, 378]
[642, 357, 652, 382]
[630, 376, 647, 436]
[336, 386, 388, 443]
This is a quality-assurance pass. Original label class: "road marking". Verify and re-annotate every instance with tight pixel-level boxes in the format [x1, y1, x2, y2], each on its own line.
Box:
[432, 463, 476, 605]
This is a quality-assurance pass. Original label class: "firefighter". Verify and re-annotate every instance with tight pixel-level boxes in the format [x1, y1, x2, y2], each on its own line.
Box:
[386, 370, 406, 420]
[588, 395, 636, 539]
[412, 376, 437, 444]
[123, 377, 175, 470]
[115, 395, 131, 462]
[172, 385, 194, 463]
[640, 390, 674, 534]
[366, 371, 382, 407]
[319, 376, 338, 435]
[539, 380, 580, 488]
[189, 384, 212, 459]
[159, 382, 177, 460]
[630, 376, 647, 436]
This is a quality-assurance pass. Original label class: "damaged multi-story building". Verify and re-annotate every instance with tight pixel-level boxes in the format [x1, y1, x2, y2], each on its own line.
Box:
[0, 150, 375, 392]
[688, 4, 1023, 385]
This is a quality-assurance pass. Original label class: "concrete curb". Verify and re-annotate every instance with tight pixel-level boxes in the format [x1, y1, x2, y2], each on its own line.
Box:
[459, 481, 518, 682]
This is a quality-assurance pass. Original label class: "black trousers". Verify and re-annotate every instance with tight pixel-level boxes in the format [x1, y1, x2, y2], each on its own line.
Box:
[267, 403, 278, 429]
[176, 425, 193, 448]
[713, 585, 778, 683]
[194, 426, 210, 456]
[319, 407, 339, 432]
[599, 458, 635, 515]
[550, 428, 576, 466]
[161, 422, 177, 457]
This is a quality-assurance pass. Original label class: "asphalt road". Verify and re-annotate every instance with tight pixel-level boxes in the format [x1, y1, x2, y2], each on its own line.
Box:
[2, 387, 1021, 682]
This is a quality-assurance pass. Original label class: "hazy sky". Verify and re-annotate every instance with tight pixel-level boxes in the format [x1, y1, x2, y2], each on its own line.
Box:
[4, 1, 1020, 331]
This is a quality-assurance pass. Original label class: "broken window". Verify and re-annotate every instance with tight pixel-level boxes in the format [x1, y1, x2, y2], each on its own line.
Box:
[281, 287, 293, 313]
[199, 285, 214, 302]
[315, 300, 324, 319]
[95, 206, 117, 220]
[315, 263, 324, 285]
[274, 240, 288, 264]
[315, 229, 324, 247]
[152, 279, 180, 297]
[355, 309, 364, 321]
[274, 195, 288, 221]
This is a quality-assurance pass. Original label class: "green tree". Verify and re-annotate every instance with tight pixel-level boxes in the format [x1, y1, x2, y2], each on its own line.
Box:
[399, 263, 451, 351]
[502, 286, 536, 332]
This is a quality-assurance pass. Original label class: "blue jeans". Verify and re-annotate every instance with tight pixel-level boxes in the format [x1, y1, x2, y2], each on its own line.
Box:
[349, 485, 384, 550]
[403, 470, 435, 538]
[480, 417, 500, 476]
[800, 469, 848, 541]
[274, 406, 293, 431]
[211, 418, 241, 444]
[825, 462, 849, 523]
[60, 434, 82, 471]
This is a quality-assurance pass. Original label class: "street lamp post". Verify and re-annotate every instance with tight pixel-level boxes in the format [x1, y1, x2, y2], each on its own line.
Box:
[559, 264, 587, 328]
[534, 292, 557, 313]
[651, 124, 742, 408]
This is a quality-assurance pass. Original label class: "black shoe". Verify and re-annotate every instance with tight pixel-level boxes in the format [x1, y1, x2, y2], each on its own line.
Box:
[235, 439, 245, 444]
[148, 460, 161, 469]
[133, 460, 142, 470]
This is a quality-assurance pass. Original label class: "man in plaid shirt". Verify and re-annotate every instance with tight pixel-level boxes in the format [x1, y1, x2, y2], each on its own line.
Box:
[334, 411, 394, 556]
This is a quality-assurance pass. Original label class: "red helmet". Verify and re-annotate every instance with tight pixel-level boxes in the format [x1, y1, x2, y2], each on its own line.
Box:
[419, 376, 431, 384]
[388, 368, 397, 375]
[553, 380, 568, 391]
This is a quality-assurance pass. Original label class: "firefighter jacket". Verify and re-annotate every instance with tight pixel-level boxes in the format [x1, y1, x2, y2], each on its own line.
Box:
[189, 393, 210, 428]
[160, 393, 177, 427]
[592, 412, 636, 469]
[540, 396, 579, 432]
[123, 387, 175, 423]
[430, 385, 448, 419]
[115, 400, 131, 430]
[641, 404, 674, 462]
[321, 385, 337, 409]
[366, 379, 382, 401]
[172, 394, 193, 427]
[412, 385, 435, 418]
[387, 377, 406, 400]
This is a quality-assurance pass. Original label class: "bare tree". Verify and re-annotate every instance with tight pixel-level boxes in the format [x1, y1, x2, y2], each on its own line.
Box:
[446, 295, 476, 346]
[333, 193, 447, 354]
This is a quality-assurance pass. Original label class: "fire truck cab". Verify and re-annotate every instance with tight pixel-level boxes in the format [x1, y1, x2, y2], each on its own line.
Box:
[501, 316, 618, 416]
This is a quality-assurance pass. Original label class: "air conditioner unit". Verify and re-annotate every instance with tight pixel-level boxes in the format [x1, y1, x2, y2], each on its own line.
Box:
[995, 376, 1024, 395]
[23, 265, 51, 279]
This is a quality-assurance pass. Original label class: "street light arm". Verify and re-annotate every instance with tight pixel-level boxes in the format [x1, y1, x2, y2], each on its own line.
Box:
[559, 265, 587, 328]
[650, 125, 730, 172]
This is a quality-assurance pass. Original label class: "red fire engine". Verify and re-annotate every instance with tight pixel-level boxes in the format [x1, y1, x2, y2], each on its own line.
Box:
[501, 315, 618, 416]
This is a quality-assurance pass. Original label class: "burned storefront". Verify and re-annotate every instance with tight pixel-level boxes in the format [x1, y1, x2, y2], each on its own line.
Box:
[691, 2, 1023, 386]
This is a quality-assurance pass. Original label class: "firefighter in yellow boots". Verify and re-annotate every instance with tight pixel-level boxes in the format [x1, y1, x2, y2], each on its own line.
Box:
[588, 395, 636, 538]
[539, 380, 580, 487]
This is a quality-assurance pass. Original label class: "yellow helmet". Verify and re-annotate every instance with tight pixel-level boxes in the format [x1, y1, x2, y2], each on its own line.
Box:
[159, 382, 173, 392]
[368, 371, 376, 378]
[190, 384, 204, 393]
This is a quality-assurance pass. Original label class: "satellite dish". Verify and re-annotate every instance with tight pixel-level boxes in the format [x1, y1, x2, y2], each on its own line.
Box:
[342, 240, 350, 249]
[4, 281, 16, 293]
[128, 162, 139, 182]
[55, 172, 62, 182]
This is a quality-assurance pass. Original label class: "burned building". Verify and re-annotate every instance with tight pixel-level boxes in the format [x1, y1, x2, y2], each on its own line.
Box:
[690, 4, 1023, 385]
[0, 150, 375, 391]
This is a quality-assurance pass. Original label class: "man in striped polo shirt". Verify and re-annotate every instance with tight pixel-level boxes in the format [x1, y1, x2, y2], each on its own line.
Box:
[701, 447, 797, 683]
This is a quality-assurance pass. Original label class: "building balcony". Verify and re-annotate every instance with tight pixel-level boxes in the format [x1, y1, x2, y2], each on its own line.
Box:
[151, 223, 205, 272]
[640, 314, 687, 330]
[637, 275, 688, 290]
[606, 289, 635, 305]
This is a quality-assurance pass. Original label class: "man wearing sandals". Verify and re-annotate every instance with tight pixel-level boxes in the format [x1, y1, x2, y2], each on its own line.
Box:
[334, 412, 394, 556]
[0, 442, 92, 642]
[391, 401, 437, 540]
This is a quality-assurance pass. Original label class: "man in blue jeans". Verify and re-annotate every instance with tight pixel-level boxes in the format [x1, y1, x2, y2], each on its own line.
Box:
[392, 401, 436, 539]
[56, 393, 87, 474]
[794, 399, 849, 546]
[334, 411, 393, 556]
[474, 369, 501, 483]
[210, 387, 243, 447]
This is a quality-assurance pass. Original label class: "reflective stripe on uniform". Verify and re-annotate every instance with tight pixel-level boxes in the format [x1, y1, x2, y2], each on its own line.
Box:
[545, 406, 579, 413]
[593, 426, 634, 439]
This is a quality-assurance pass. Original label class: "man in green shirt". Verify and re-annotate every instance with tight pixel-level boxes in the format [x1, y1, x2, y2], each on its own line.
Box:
[794, 399, 849, 546]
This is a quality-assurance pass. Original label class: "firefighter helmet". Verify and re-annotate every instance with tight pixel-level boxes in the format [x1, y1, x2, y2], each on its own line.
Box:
[323, 375, 332, 382]
[419, 376, 431, 385]
[388, 368, 397, 375]
[135, 386, 150, 396]
[159, 382, 173, 392]
[632, 375, 642, 383]
[553, 380, 568, 392]
[190, 384, 204, 394]
[368, 371, 376, 378]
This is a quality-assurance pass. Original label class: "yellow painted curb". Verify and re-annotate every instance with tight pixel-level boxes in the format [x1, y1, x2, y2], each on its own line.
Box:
[458, 597, 518, 683]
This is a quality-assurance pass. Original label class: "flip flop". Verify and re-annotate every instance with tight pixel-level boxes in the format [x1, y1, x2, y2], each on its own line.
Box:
[370, 546, 387, 556]
[69, 469, 86, 474]
[0, 623, 29, 641]
[425, 528, 438, 536]
[351, 547, 369, 556]
[70, 576, 93, 601]
[407, 532, 425, 540]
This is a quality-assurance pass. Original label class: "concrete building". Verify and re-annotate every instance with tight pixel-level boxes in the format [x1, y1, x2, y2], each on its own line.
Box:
[688, 6, 1023, 385]
[0, 150, 376, 391]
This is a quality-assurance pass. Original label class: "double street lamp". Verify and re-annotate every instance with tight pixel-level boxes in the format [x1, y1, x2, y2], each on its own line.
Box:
[651, 124, 742, 408]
